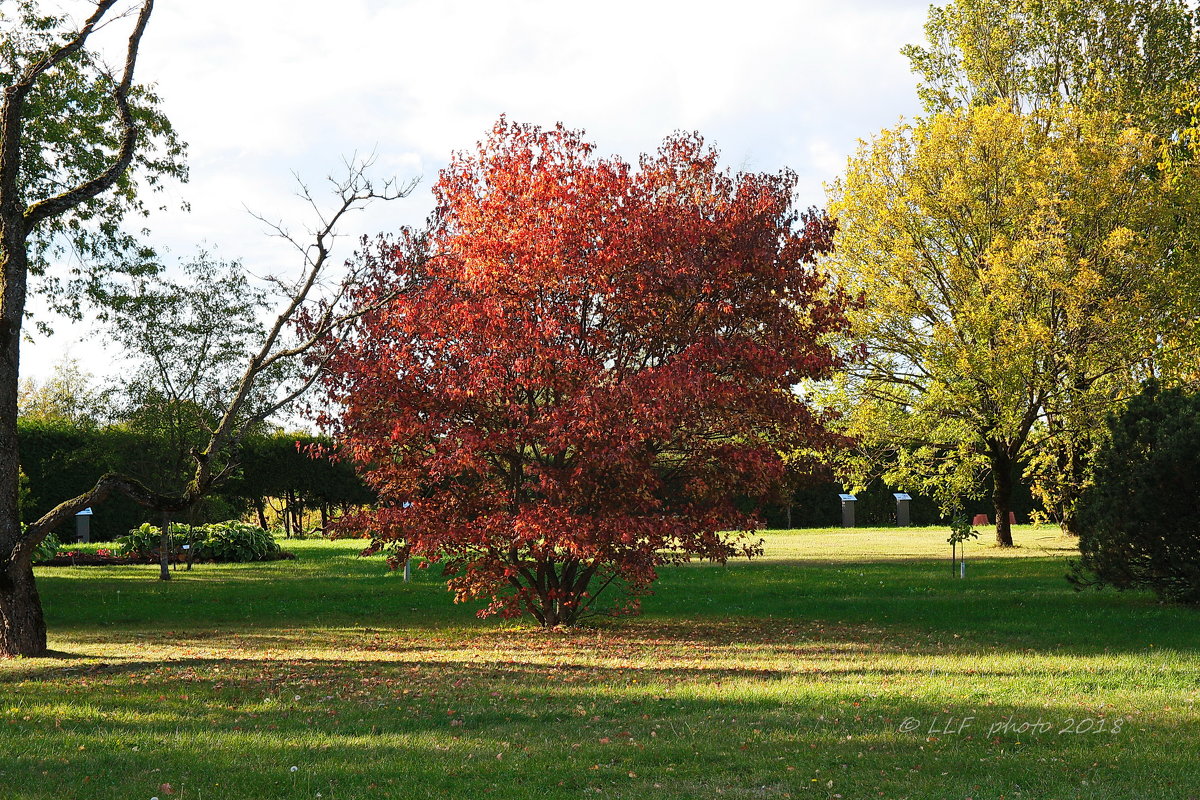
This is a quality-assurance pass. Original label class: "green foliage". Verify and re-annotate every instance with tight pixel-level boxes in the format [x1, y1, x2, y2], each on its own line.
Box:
[0, 0, 187, 319]
[196, 521, 282, 563]
[28, 527, 57, 562]
[1072, 382, 1200, 603]
[104, 253, 273, 425]
[947, 516, 979, 546]
[117, 520, 283, 563]
[117, 521, 187, 559]
[17, 418, 369, 540]
[16, 357, 112, 427]
[904, 0, 1200, 131]
[229, 432, 374, 508]
[17, 416, 148, 539]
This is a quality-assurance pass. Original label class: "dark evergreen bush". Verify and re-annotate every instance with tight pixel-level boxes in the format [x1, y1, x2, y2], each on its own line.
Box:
[1071, 383, 1200, 603]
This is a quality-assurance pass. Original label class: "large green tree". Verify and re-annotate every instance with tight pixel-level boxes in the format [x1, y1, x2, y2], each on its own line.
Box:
[0, 0, 184, 657]
[825, 102, 1172, 545]
[0, 1, 409, 656]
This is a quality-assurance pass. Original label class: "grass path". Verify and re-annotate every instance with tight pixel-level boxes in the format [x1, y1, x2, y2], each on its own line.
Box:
[2, 527, 1197, 799]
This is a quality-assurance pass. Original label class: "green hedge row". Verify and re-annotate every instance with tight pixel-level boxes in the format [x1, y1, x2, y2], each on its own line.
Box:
[19, 418, 373, 541]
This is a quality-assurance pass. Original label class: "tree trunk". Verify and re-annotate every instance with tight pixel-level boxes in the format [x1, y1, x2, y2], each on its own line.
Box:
[0, 555, 47, 657]
[991, 449, 1015, 547]
[291, 493, 303, 537]
[185, 524, 196, 571]
[158, 510, 171, 581]
[254, 497, 268, 530]
[0, 240, 45, 655]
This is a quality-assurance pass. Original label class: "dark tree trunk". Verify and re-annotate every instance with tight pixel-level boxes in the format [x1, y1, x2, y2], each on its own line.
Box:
[291, 493, 303, 537]
[0, 0, 157, 658]
[255, 497, 268, 530]
[0, 556, 46, 656]
[0, 241, 43, 655]
[991, 448, 1015, 548]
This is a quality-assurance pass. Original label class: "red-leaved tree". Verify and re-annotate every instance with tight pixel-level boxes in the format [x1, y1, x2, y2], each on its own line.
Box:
[317, 119, 851, 626]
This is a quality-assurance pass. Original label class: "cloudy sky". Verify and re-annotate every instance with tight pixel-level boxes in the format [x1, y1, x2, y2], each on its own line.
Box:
[23, 0, 930, 383]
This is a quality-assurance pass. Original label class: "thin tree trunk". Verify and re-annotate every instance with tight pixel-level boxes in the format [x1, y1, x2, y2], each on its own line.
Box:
[185, 523, 197, 571]
[159, 510, 171, 581]
[291, 493, 303, 537]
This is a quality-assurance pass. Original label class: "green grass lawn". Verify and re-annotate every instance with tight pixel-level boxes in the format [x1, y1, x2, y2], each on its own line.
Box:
[2, 526, 1197, 799]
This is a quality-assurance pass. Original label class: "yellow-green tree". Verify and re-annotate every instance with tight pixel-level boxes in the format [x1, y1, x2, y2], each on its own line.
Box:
[825, 102, 1172, 545]
[894, 0, 1200, 536]
[904, 0, 1200, 130]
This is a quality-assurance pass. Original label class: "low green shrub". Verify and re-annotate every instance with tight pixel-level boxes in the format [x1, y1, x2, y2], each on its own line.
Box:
[199, 521, 281, 562]
[118, 520, 284, 563]
[31, 528, 60, 562]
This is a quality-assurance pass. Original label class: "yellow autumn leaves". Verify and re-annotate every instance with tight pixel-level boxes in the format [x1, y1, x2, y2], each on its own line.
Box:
[822, 101, 1177, 521]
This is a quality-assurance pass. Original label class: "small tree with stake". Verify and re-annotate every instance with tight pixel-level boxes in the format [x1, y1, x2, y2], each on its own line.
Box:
[318, 119, 853, 626]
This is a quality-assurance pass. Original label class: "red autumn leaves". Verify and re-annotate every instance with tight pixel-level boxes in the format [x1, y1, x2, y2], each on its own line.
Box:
[315, 118, 851, 625]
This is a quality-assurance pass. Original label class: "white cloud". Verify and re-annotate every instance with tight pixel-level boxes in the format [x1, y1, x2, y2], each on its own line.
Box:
[22, 0, 929, 382]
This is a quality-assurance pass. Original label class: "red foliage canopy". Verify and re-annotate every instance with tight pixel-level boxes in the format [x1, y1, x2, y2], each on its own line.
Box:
[318, 119, 851, 625]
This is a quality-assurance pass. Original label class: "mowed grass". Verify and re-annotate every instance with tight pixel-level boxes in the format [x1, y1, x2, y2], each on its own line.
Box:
[1, 526, 1198, 800]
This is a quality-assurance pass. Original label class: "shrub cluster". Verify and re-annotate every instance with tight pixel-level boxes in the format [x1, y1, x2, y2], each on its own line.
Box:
[118, 520, 284, 563]
[30, 528, 60, 562]
[1072, 383, 1200, 603]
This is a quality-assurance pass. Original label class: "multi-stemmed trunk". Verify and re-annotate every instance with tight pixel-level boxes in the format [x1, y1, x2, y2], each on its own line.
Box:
[512, 556, 602, 628]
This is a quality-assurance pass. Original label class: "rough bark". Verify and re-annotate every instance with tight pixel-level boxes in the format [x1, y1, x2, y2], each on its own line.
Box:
[0, 556, 46, 656]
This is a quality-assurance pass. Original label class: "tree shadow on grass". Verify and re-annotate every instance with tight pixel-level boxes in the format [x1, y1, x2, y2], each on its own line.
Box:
[28, 555, 1200, 664]
[0, 649, 1197, 799]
